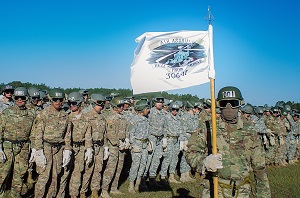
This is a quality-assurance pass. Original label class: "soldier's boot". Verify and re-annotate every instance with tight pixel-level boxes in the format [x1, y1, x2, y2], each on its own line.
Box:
[110, 188, 124, 195]
[280, 160, 287, 166]
[160, 176, 169, 187]
[128, 181, 136, 194]
[27, 171, 36, 189]
[134, 179, 141, 191]
[181, 172, 196, 183]
[194, 172, 202, 181]
[80, 192, 86, 198]
[149, 177, 163, 189]
[91, 190, 99, 198]
[168, 174, 181, 184]
[100, 190, 112, 198]
[139, 177, 149, 191]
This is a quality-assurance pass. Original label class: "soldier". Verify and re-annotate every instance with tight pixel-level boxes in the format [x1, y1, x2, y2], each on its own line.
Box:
[32, 88, 72, 198]
[79, 89, 90, 109]
[102, 95, 113, 117]
[0, 84, 15, 113]
[0, 87, 36, 197]
[286, 109, 299, 164]
[27, 87, 41, 111]
[143, 95, 166, 189]
[101, 97, 129, 198]
[179, 101, 197, 183]
[277, 105, 290, 166]
[82, 93, 107, 198]
[67, 92, 93, 198]
[240, 104, 255, 125]
[159, 102, 184, 184]
[128, 100, 151, 193]
[185, 86, 271, 197]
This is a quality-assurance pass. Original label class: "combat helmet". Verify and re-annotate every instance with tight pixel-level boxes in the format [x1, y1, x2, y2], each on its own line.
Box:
[134, 100, 150, 111]
[13, 87, 29, 101]
[28, 87, 40, 100]
[1, 84, 14, 94]
[90, 93, 105, 107]
[48, 88, 65, 101]
[255, 106, 264, 114]
[68, 92, 84, 106]
[281, 104, 291, 116]
[111, 97, 125, 108]
[241, 104, 254, 114]
[217, 86, 244, 108]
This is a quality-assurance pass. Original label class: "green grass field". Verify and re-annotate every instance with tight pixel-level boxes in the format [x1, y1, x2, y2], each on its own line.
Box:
[107, 162, 300, 198]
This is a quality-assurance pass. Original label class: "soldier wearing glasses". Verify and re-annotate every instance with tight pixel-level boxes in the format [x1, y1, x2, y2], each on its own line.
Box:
[186, 86, 271, 197]
[0, 84, 15, 113]
[0, 87, 35, 197]
[32, 88, 72, 198]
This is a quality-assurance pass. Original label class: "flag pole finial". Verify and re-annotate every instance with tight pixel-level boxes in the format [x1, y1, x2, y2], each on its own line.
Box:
[205, 6, 214, 25]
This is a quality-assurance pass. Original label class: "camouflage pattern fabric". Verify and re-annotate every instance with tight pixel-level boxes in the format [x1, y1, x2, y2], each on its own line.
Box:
[0, 105, 35, 196]
[185, 116, 271, 197]
[0, 98, 14, 113]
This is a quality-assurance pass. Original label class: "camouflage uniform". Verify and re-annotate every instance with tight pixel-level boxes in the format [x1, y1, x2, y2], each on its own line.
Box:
[129, 114, 150, 182]
[0, 98, 14, 113]
[160, 111, 184, 177]
[69, 112, 93, 197]
[0, 105, 35, 197]
[277, 117, 289, 163]
[185, 116, 271, 198]
[286, 115, 298, 162]
[179, 110, 198, 175]
[102, 110, 128, 193]
[32, 105, 71, 198]
[82, 108, 106, 194]
[144, 107, 166, 178]
[265, 115, 279, 165]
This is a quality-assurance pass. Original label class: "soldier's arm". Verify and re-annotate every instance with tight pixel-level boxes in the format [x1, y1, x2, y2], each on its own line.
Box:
[0, 113, 5, 144]
[32, 114, 44, 150]
[64, 120, 72, 150]
[251, 132, 271, 198]
[185, 131, 207, 172]
[85, 121, 93, 149]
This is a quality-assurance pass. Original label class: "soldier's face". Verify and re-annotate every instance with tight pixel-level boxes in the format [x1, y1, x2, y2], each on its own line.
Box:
[52, 98, 63, 111]
[94, 104, 103, 114]
[171, 108, 179, 116]
[4, 90, 13, 99]
[15, 97, 26, 107]
[155, 102, 163, 110]
[70, 103, 80, 112]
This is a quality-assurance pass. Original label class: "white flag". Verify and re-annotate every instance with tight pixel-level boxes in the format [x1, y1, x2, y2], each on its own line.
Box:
[130, 27, 215, 95]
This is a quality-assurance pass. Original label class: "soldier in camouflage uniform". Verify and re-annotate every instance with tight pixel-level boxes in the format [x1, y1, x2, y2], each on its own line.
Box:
[185, 86, 271, 197]
[79, 89, 90, 109]
[67, 92, 93, 198]
[143, 96, 166, 189]
[82, 93, 107, 198]
[0, 87, 36, 197]
[101, 97, 129, 198]
[128, 100, 150, 193]
[32, 88, 72, 198]
[179, 101, 197, 183]
[289, 111, 300, 162]
[160, 102, 185, 184]
[0, 84, 15, 113]
[286, 110, 300, 164]
[277, 107, 290, 166]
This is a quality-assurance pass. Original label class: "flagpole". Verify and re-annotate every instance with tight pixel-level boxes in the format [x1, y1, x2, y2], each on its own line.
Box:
[206, 6, 218, 198]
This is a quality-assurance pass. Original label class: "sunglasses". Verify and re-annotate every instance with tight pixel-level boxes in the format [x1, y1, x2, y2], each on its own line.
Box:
[219, 100, 240, 108]
[5, 90, 13, 94]
[172, 108, 179, 112]
[14, 96, 27, 101]
[52, 98, 63, 102]
[68, 101, 79, 106]
[32, 97, 40, 101]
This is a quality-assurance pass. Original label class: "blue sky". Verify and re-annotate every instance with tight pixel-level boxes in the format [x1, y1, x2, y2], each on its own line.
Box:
[0, 0, 299, 106]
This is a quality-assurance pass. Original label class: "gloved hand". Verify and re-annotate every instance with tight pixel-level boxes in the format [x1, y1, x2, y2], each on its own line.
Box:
[36, 149, 47, 169]
[131, 144, 140, 153]
[270, 135, 276, 146]
[203, 153, 223, 172]
[0, 145, 6, 163]
[84, 147, 93, 165]
[162, 137, 167, 148]
[119, 140, 125, 150]
[183, 140, 189, 151]
[147, 141, 153, 152]
[124, 138, 130, 149]
[179, 141, 184, 151]
[104, 146, 109, 160]
[29, 148, 37, 163]
[62, 150, 72, 167]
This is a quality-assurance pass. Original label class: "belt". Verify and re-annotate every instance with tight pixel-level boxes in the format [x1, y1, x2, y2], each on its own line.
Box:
[3, 138, 29, 146]
[93, 139, 104, 147]
[218, 176, 251, 198]
[44, 140, 65, 147]
[135, 138, 148, 143]
[73, 141, 85, 147]
[167, 134, 179, 139]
